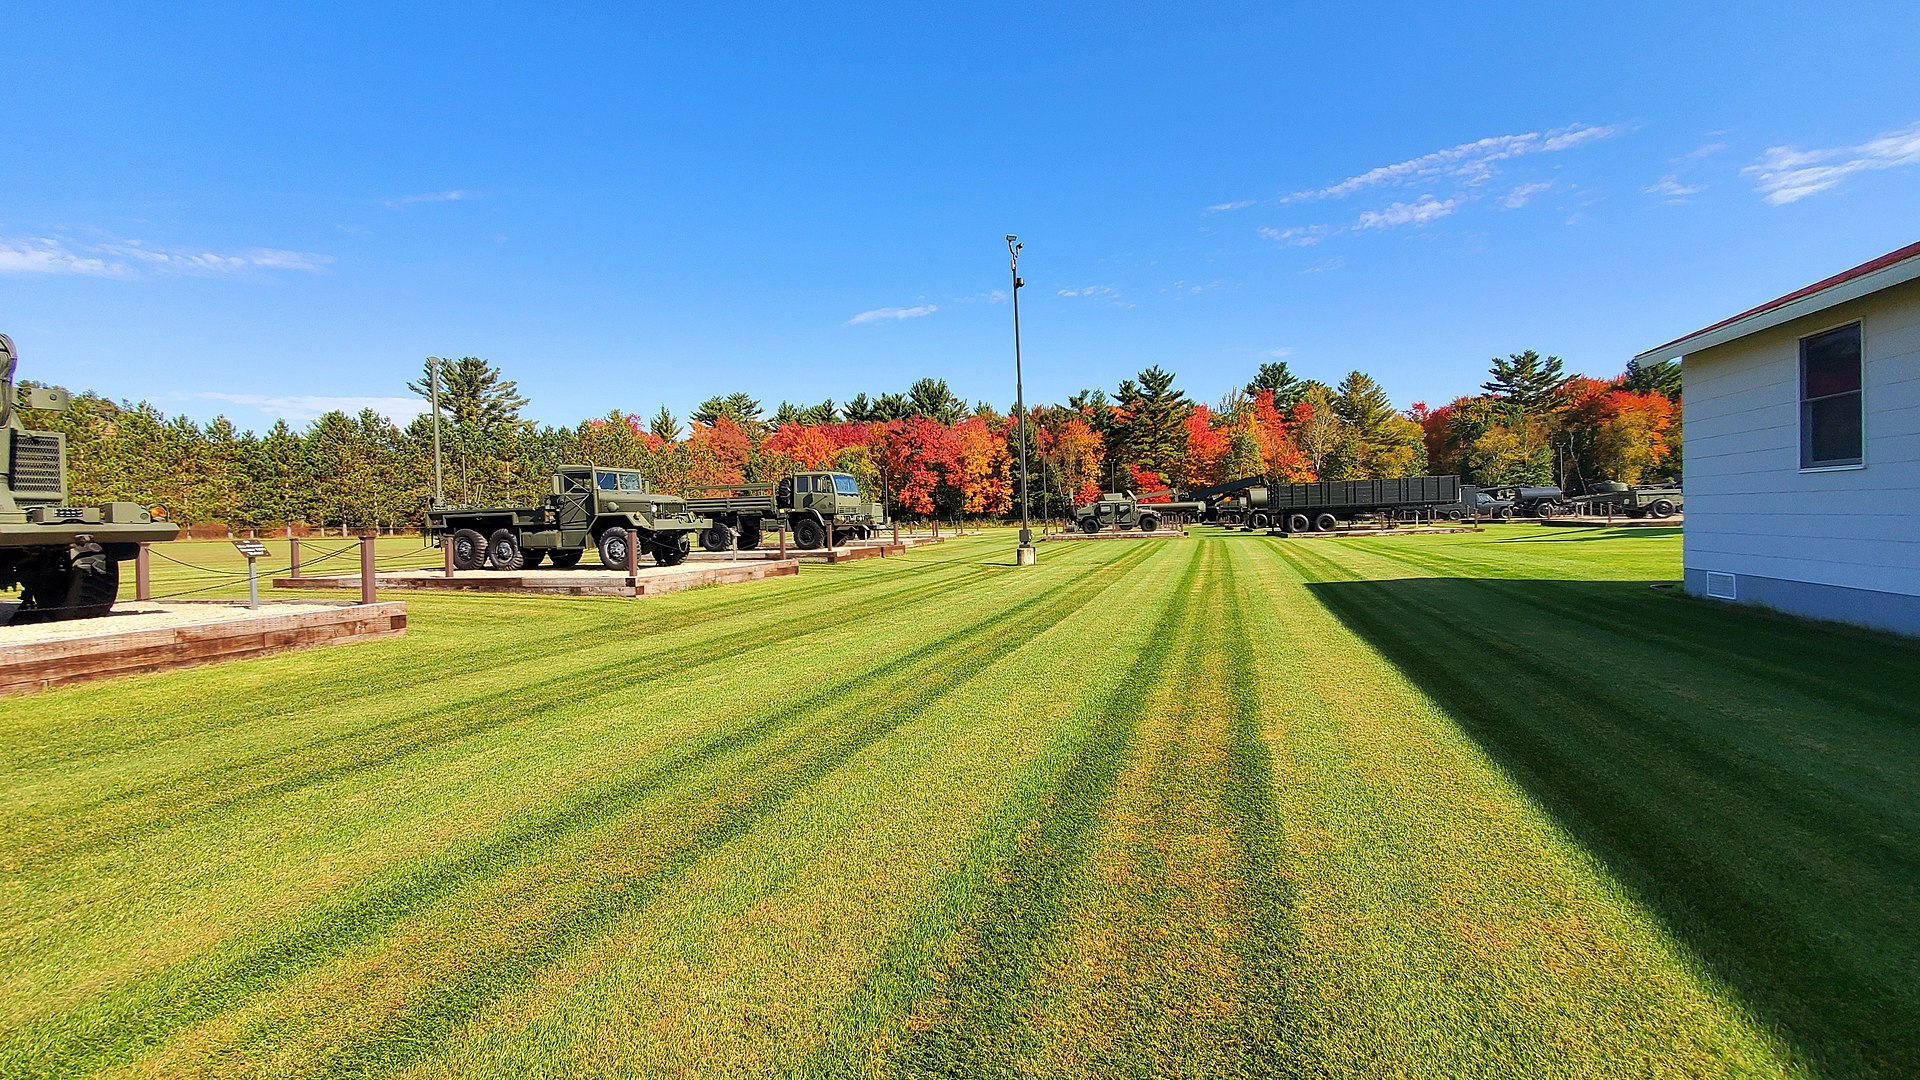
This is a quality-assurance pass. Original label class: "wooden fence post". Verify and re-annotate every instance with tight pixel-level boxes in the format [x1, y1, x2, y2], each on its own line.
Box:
[359, 535, 376, 605]
[135, 544, 152, 601]
[290, 537, 302, 579]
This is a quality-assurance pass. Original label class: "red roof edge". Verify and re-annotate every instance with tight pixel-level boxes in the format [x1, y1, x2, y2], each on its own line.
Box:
[1643, 239, 1920, 358]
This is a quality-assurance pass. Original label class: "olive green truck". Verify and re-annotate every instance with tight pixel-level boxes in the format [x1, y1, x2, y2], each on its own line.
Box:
[0, 333, 178, 623]
[686, 471, 887, 551]
[426, 466, 709, 571]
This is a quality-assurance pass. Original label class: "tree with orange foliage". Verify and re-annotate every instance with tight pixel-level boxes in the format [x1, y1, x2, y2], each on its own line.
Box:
[1180, 405, 1231, 488]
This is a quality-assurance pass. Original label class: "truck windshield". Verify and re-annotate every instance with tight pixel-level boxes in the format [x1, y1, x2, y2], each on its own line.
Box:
[595, 471, 644, 492]
[832, 475, 860, 496]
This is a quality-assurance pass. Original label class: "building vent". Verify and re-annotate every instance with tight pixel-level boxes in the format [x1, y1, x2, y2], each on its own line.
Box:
[9, 431, 64, 499]
[1705, 572, 1737, 600]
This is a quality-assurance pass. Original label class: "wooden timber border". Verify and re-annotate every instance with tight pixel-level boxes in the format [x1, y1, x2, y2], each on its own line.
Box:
[276, 559, 797, 597]
[0, 600, 407, 696]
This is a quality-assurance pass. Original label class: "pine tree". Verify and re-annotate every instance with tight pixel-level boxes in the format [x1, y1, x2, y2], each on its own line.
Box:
[1482, 351, 1571, 411]
[1246, 361, 1306, 407]
[691, 393, 764, 428]
[408, 356, 528, 432]
[649, 406, 681, 442]
[907, 378, 965, 424]
[1116, 366, 1192, 484]
[1622, 357, 1682, 400]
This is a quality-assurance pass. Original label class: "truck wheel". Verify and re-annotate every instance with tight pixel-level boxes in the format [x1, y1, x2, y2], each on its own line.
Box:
[1649, 499, 1675, 518]
[1080, 517, 1102, 535]
[737, 524, 762, 550]
[598, 527, 631, 570]
[1138, 513, 1160, 532]
[699, 526, 735, 552]
[1535, 503, 1556, 520]
[548, 549, 583, 569]
[522, 549, 546, 569]
[451, 528, 488, 570]
[487, 529, 525, 571]
[1498, 507, 1515, 522]
[794, 518, 825, 550]
[1446, 508, 1465, 521]
[10, 543, 119, 624]
[1314, 513, 1338, 532]
[654, 533, 691, 566]
[1286, 513, 1309, 533]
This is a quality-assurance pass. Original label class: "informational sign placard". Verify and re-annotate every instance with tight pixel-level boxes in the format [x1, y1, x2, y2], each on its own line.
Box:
[232, 540, 270, 559]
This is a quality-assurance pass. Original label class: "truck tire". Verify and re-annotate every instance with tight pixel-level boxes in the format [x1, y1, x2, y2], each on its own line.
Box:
[1498, 507, 1515, 522]
[1446, 508, 1465, 521]
[1286, 513, 1309, 533]
[699, 525, 735, 552]
[1649, 499, 1675, 519]
[1080, 517, 1102, 535]
[451, 528, 488, 570]
[794, 517, 825, 550]
[10, 543, 119, 624]
[1534, 502, 1556, 520]
[654, 532, 691, 566]
[548, 549, 583, 569]
[737, 523, 763, 550]
[598, 527, 632, 570]
[487, 529, 525, 571]
[522, 549, 546, 569]
[1314, 513, 1338, 532]
[1138, 513, 1160, 532]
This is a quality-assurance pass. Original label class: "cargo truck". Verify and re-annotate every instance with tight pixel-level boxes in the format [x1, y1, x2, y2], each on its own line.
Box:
[0, 333, 179, 622]
[425, 466, 708, 570]
[685, 471, 887, 551]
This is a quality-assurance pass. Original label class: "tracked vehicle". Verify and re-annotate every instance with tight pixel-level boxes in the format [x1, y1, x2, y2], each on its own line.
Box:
[0, 334, 179, 623]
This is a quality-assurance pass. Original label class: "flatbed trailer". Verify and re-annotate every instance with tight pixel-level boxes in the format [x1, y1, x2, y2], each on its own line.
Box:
[1568, 481, 1683, 519]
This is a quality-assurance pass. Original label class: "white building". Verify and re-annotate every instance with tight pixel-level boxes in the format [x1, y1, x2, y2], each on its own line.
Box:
[1637, 240, 1920, 636]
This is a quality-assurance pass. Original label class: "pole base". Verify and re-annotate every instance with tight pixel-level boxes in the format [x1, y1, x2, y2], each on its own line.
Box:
[1015, 543, 1037, 566]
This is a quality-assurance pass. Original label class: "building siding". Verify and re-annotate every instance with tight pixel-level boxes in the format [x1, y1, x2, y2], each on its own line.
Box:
[1682, 276, 1920, 626]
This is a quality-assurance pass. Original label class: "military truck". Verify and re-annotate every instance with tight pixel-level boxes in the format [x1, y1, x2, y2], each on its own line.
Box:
[425, 465, 708, 570]
[0, 333, 178, 623]
[1569, 480, 1683, 518]
[685, 471, 887, 551]
[1072, 490, 1206, 534]
[1485, 484, 1573, 519]
[1264, 475, 1464, 532]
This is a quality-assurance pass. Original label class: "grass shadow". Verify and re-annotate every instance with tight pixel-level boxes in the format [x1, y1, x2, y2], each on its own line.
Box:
[1303, 574, 1920, 1079]
[1495, 526, 1684, 543]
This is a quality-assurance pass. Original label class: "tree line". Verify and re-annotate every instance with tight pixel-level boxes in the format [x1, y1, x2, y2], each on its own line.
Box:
[31, 351, 1678, 530]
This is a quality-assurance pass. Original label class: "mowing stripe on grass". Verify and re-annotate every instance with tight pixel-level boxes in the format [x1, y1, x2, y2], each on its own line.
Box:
[0, 541, 1162, 1078]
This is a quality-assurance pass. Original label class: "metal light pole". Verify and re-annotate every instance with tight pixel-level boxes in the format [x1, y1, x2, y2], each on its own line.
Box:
[428, 356, 444, 507]
[1008, 236, 1036, 566]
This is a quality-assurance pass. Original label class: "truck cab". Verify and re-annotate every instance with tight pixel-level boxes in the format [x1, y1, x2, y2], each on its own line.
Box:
[777, 472, 886, 526]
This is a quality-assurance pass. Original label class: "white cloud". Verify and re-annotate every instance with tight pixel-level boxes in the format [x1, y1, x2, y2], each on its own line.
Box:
[0, 237, 128, 277]
[1258, 224, 1333, 246]
[1355, 196, 1458, 230]
[1644, 174, 1706, 199]
[1267, 347, 1295, 358]
[1205, 199, 1256, 213]
[1502, 181, 1554, 208]
[1286, 123, 1620, 202]
[847, 304, 938, 325]
[1744, 121, 1920, 204]
[1672, 140, 1727, 163]
[1056, 285, 1117, 298]
[384, 189, 474, 208]
[0, 235, 330, 277]
[189, 392, 425, 424]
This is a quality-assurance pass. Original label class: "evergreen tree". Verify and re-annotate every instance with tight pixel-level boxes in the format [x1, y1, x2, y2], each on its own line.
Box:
[1246, 361, 1306, 407]
[408, 356, 528, 431]
[907, 378, 965, 424]
[691, 392, 764, 428]
[843, 393, 878, 423]
[1622, 356, 1682, 400]
[1115, 366, 1192, 483]
[648, 406, 681, 442]
[1331, 371, 1394, 434]
[1482, 350, 1571, 411]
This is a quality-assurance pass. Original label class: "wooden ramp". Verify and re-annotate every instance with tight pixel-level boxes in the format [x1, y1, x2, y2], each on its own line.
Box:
[276, 559, 797, 597]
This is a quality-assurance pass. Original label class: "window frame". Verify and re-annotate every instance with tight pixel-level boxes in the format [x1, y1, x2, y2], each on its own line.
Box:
[1798, 319, 1865, 472]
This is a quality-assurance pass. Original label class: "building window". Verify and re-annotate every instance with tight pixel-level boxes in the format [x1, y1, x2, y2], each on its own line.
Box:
[1800, 322, 1863, 468]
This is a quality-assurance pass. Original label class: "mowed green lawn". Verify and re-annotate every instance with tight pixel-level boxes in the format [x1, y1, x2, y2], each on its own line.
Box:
[2, 527, 1916, 1078]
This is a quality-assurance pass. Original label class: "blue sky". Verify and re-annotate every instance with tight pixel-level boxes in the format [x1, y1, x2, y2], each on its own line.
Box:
[4, 3, 1918, 430]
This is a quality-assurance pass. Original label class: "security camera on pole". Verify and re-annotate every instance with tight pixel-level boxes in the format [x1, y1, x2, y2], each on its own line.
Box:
[1008, 235, 1036, 567]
